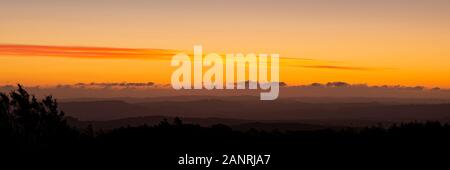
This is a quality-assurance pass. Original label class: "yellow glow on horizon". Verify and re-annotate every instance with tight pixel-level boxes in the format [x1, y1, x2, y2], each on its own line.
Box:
[1, 51, 450, 88]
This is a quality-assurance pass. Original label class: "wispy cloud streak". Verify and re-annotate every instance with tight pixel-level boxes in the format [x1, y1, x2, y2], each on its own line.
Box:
[0, 44, 376, 72]
[0, 44, 180, 60]
[299, 65, 380, 71]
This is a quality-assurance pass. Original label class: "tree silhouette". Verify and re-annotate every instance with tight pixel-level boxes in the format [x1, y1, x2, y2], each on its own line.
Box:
[0, 84, 76, 150]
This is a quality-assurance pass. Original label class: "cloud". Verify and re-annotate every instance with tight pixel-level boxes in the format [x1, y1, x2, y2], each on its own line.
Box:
[0, 44, 386, 73]
[232, 81, 287, 87]
[0, 44, 180, 60]
[300, 82, 431, 91]
[1, 44, 325, 62]
[1, 44, 331, 65]
[325, 82, 350, 87]
[70, 82, 155, 88]
[280, 57, 317, 61]
[282, 58, 384, 71]
[300, 65, 378, 71]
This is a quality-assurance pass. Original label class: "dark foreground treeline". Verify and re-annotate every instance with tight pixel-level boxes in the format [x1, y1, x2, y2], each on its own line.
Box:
[1, 85, 450, 168]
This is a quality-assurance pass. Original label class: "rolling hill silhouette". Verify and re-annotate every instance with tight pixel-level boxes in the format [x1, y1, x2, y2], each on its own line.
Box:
[60, 99, 450, 126]
[2, 85, 450, 168]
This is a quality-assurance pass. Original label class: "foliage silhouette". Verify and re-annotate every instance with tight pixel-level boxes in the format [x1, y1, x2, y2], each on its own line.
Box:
[0, 84, 79, 151]
[1, 85, 450, 168]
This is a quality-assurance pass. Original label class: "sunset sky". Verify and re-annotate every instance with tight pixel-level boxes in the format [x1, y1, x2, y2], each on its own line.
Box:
[1, 0, 450, 88]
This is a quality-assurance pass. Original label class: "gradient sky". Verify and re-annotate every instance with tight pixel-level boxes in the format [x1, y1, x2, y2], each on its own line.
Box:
[1, 0, 450, 87]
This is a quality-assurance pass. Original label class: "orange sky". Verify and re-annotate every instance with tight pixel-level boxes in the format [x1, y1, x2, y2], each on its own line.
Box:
[1, 0, 450, 88]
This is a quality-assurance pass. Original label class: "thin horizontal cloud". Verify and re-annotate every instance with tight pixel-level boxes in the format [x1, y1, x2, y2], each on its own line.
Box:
[279, 57, 361, 70]
[0, 44, 321, 62]
[299, 65, 380, 71]
[0, 44, 181, 60]
[280, 57, 316, 61]
[2, 44, 374, 71]
[73, 82, 155, 87]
